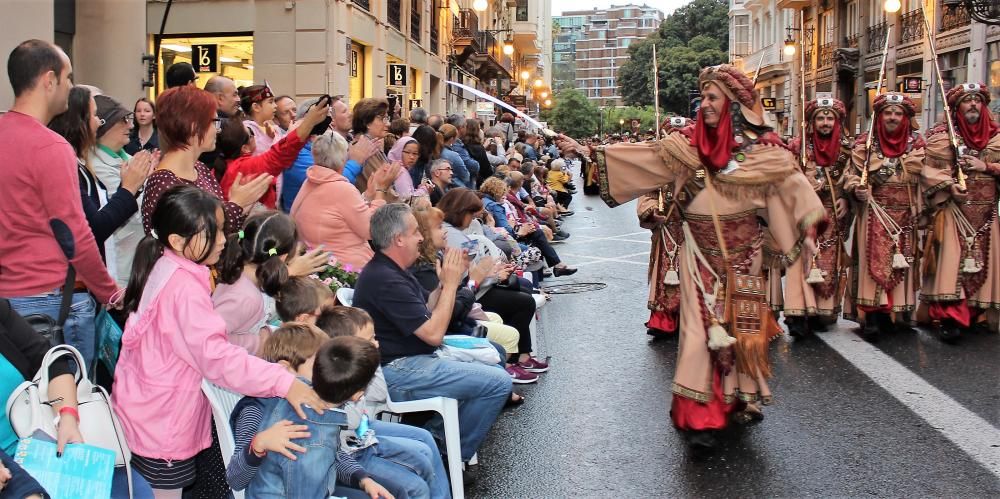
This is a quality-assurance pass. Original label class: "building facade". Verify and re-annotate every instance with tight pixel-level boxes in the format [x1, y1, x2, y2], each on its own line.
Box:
[1, 0, 551, 122]
[553, 13, 588, 92]
[729, 0, 1000, 138]
[563, 4, 664, 107]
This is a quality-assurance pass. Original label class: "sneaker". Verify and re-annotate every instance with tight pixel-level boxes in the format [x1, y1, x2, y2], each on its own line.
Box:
[518, 356, 550, 373]
[552, 233, 569, 242]
[506, 365, 539, 384]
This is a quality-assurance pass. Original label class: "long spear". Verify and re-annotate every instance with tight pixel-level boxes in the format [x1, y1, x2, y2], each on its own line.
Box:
[919, 6, 967, 190]
[799, 10, 808, 169]
[860, 25, 892, 187]
[653, 43, 662, 140]
[752, 50, 765, 86]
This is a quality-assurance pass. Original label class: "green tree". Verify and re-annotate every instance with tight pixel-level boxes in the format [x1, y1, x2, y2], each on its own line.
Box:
[618, 0, 729, 113]
[540, 89, 600, 139]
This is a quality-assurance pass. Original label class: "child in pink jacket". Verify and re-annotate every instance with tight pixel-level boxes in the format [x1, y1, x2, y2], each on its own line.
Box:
[112, 185, 327, 497]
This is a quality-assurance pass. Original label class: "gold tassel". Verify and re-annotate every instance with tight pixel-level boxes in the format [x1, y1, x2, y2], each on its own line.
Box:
[962, 257, 981, 274]
[892, 250, 910, 270]
[663, 268, 680, 286]
[707, 319, 736, 350]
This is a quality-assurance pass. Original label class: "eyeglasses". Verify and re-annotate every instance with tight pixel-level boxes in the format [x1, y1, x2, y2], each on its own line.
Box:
[98, 113, 134, 127]
[376, 114, 390, 123]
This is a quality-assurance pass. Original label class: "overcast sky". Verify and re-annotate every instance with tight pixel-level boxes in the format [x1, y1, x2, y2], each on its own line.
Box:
[550, 0, 691, 17]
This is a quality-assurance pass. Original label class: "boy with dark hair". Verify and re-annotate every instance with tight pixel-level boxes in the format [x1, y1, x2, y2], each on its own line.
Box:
[316, 306, 451, 498]
[235, 325, 439, 498]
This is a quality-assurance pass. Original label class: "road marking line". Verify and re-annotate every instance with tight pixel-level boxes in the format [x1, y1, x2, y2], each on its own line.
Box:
[818, 331, 1000, 477]
[571, 231, 647, 243]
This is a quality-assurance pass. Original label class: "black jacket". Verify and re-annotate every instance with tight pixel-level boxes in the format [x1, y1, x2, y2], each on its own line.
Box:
[78, 162, 139, 261]
[0, 299, 72, 380]
[124, 128, 159, 156]
[466, 142, 494, 185]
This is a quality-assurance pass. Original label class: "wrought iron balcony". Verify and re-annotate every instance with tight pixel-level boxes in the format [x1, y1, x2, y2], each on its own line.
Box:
[804, 48, 813, 71]
[844, 33, 860, 49]
[818, 43, 834, 68]
[940, 4, 971, 32]
[430, 24, 439, 55]
[866, 21, 888, 53]
[899, 10, 923, 43]
[410, 1, 421, 43]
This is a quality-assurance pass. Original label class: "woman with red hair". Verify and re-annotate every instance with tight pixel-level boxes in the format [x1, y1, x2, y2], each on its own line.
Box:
[141, 86, 271, 235]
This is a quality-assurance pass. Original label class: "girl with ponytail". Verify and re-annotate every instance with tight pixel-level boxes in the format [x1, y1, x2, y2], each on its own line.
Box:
[113, 185, 330, 496]
[213, 210, 309, 354]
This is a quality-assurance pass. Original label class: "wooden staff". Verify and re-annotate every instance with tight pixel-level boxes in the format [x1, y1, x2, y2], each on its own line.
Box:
[860, 25, 892, 187]
[799, 10, 808, 169]
[920, 6, 967, 190]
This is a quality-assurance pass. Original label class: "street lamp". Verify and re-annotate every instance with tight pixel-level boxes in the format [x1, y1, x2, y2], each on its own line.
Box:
[544, 98, 552, 107]
[883, 0, 901, 13]
[473, 0, 488, 12]
[534, 78, 543, 88]
[541, 91, 549, 99]
[619, 118, 624, 134]
[521, 70, 530, 80]
[503, 39, 514, 56]
[784, 36, 796, 56]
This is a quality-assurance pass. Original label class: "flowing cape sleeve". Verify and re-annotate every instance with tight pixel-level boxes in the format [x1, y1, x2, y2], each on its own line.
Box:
[765, 171, 828, 264]
[598, 133, 694, 207]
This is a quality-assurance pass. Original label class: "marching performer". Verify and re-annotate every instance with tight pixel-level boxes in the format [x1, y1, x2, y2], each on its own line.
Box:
[921, 83, 1000, 343]
[842, 93, 926, 342]
[638, 118, 699, 339]
[558, 65, 826, 451]
[783, 98, 853, 337]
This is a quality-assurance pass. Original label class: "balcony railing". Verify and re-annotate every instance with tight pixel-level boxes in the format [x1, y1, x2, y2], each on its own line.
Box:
[430, 24, 439, 55]
[866, 21, 888, 53]
[455, 9, 480, 42]
[388, 0, 401, 30]
[410, 0, 422, 43]
[899, 10, 923, 43]
[351, 0, 370, 10]
[940, 4, 971, 32]
[818, 42, 834, 68]
[844, 33, 860, 48]
[804, 48, 813, 71]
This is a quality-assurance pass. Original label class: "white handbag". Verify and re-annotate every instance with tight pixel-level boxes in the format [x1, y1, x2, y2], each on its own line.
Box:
[6, 344, 133, 494]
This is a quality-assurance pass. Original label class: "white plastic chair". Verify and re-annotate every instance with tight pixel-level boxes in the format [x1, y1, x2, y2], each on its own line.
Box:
[336, 287, 355, 306]
[380, 394, 465, 499]
[202, 380, 245, 499]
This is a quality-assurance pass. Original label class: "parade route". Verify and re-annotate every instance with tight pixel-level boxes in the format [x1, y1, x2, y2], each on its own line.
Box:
[469, 190, 1000, 498]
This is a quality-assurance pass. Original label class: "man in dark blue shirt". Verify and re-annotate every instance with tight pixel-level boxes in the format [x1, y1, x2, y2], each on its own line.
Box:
[353, 204, 512, 464]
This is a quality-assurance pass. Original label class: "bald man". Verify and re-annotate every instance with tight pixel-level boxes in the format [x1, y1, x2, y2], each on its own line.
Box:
[204, 75, 239, 117]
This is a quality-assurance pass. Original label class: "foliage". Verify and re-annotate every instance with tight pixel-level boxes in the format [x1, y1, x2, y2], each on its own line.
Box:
[617, 0, 729, 114]
[540, 89, 600, 139]
[312, 255, 359, 295]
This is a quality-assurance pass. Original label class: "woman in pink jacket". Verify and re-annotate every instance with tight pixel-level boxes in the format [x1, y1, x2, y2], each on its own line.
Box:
[113, 185, 328, 498]
[290, 131, 399, 270]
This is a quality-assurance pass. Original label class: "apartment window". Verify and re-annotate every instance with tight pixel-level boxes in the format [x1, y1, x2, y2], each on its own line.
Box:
[821, 10, 835, 44]
[607, 79, 614, 87]
[732, 14, 750, 57]
[516, 0, 528, 22]
[846, 1, 859, 38]
[620, 38, 632, 48]
[388, 0, 401, 30]
[868, 0, 886, 25]
[410, 0, 421, 43]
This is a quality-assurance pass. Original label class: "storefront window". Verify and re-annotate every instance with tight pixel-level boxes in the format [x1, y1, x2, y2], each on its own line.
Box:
[933, 49, 968, 123]
[157, 35, 254, 94]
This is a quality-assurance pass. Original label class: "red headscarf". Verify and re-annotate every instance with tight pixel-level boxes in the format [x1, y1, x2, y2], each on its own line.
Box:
[811, 118, 842, 167]
[692, 98, 738, 171]
[875, 110, 910, 158]
[955, 108, 999, 151]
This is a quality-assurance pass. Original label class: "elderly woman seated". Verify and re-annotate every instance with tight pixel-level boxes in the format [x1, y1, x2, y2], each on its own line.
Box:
[290, 131, 399, 270]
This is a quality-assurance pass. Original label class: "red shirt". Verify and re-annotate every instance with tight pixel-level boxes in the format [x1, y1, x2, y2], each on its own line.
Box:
[0, 111, 117, 303]
[219, 131, 306, 209]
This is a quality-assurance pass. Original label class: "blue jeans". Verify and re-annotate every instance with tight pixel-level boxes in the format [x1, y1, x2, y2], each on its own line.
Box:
[7, 291, 97, 371]
[382, 355, 511, 461]
[370, 420, 450, 499]
[352, 436, 433, 499]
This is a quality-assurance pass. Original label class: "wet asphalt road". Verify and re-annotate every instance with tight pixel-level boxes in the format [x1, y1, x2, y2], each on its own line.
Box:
[467, 188, 1000, 498]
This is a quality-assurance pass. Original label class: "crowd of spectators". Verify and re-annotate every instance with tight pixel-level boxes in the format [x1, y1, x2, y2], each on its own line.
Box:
[0, 39, 582, 498]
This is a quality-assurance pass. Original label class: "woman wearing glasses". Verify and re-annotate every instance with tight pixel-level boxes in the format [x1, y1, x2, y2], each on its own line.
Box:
[350, 98, 392, 193]
[48, 88, 156, 287]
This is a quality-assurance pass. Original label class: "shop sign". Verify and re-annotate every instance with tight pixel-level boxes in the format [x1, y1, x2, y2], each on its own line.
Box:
[410, 99, 423, 110]
[388, 64, 408, 86]
[503, 95, 527, 107]
[191, 44, 218, 73]
[476, 101, 494, 113]
[761, 97, 777, 110]
[350, 49, 359, 78]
